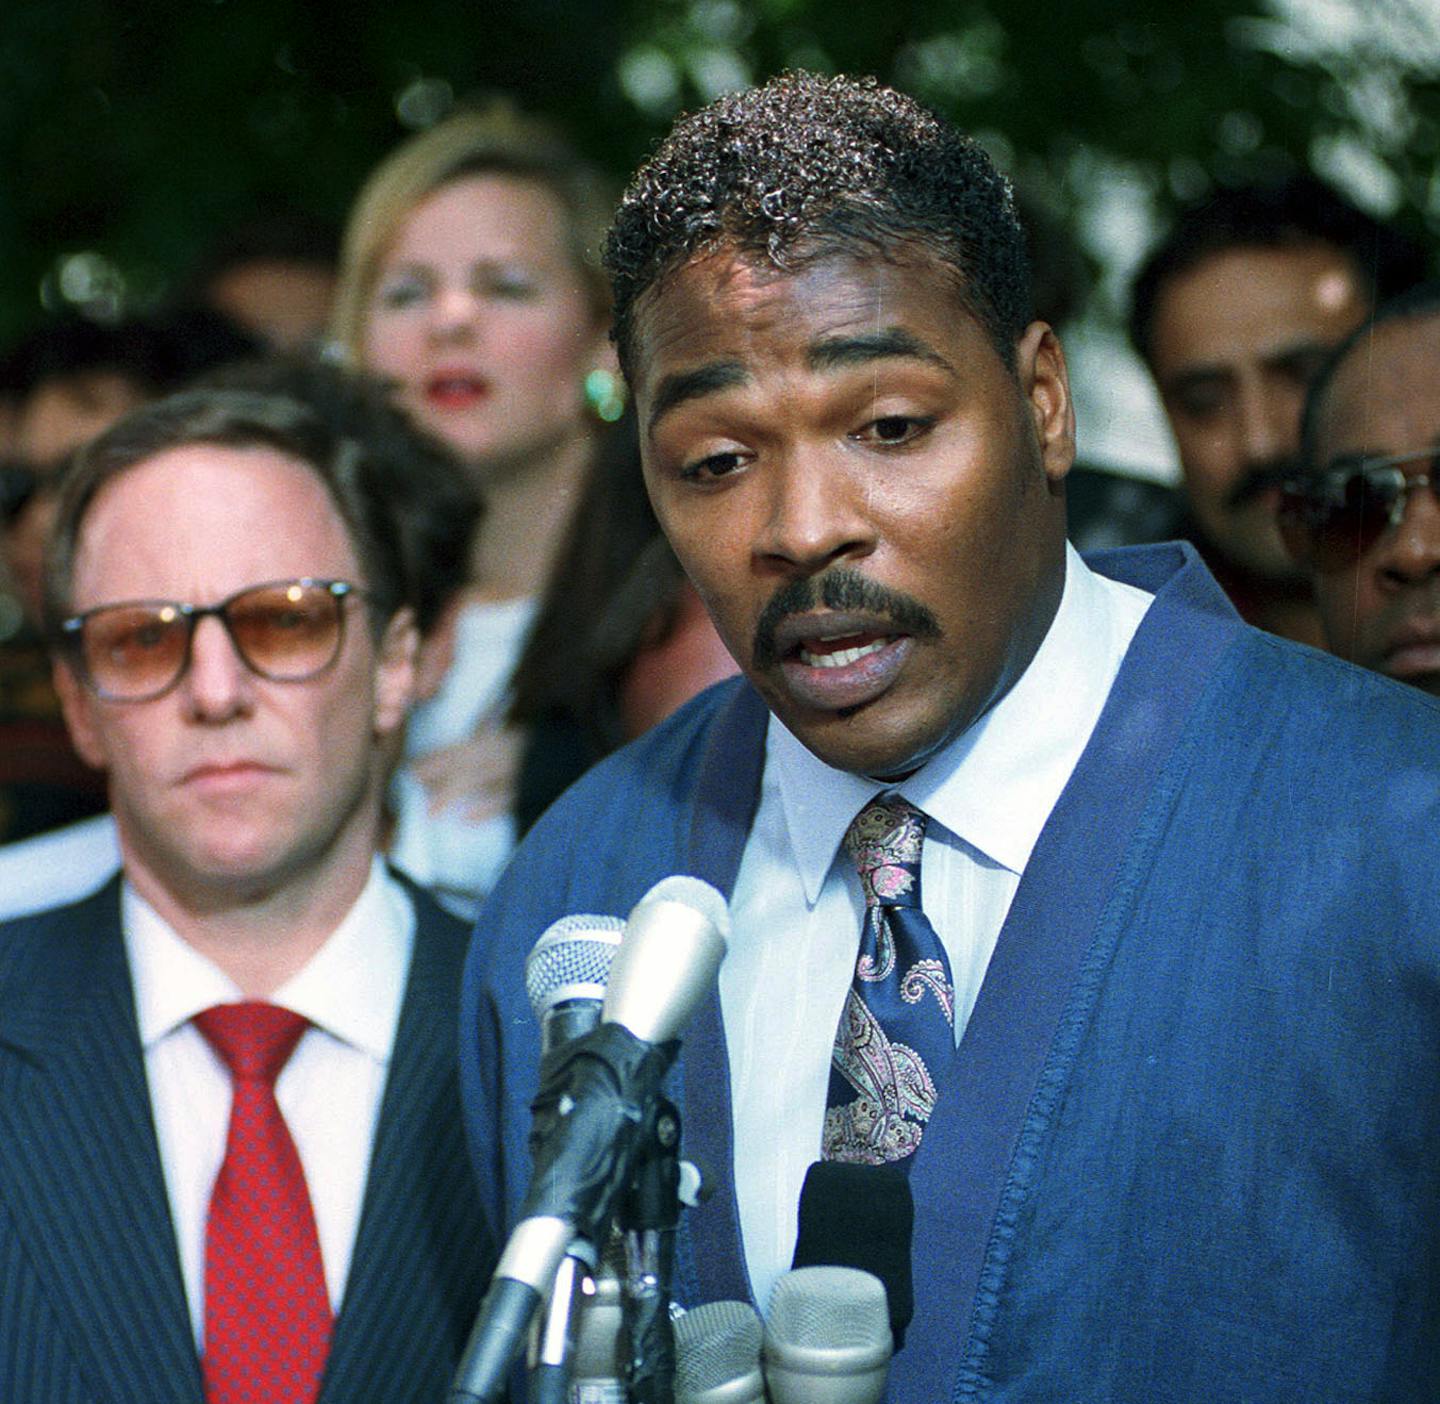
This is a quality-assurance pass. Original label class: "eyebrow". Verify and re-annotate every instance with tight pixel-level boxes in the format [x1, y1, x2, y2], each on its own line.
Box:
[644, 327, 954, 439]
[1165, 338, 1336, 393]
[807, 328, 954, 375]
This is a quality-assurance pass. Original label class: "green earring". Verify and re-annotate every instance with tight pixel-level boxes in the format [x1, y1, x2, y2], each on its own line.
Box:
[584, 368, 627, 423]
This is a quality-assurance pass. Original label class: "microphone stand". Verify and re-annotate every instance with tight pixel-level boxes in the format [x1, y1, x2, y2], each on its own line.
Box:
[614, 1093, 683, 1404]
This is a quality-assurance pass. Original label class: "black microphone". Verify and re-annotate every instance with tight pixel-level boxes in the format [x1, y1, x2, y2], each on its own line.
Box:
[763, 1267, 892, 1404]
[791, 1160, 913, 1350]
[450, 876, 730, 1403]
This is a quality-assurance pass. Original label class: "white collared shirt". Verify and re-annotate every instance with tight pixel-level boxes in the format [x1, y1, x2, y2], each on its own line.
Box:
[722, 544, 1152, 1309]
[123, 857, 415, 1346]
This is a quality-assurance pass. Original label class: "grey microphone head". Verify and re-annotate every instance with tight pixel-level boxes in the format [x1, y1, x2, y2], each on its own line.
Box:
[524, 913, 626, 1021]
[674, 1300, 765, 1404]
[764, 1266, 892, 1404]
[602, 876, 730, 1044]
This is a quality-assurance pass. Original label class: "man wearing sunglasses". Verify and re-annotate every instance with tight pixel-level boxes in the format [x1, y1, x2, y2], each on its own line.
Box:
[0, 389, 491, 1402]
[1281, 282, 1440, 697]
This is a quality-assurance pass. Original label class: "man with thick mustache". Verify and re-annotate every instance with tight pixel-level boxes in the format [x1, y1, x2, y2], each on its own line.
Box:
[462, 75, 1440, 1401]
[1129, 177, 1425, 647]
[1282, 282, 1440, 697]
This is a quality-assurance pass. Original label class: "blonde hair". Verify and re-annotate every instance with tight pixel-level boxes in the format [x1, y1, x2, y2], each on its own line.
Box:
[328, 99, 615, 360]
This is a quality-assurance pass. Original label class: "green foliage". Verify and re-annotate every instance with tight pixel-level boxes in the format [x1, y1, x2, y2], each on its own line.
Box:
[0, 0, 1435, 343]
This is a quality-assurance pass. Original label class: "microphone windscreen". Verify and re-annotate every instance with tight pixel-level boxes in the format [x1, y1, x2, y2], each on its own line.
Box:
[791, 1160, 913, 1349]
[674, 1300, 765, 1404]
[524, 914, 626, 1021]
[764, 1266, 891, 1404]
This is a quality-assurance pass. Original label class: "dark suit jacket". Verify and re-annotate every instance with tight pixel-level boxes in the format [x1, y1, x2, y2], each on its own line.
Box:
[0, 873, 493, 1403]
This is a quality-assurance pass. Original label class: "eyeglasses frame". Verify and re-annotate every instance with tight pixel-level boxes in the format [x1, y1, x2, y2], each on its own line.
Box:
[1281, 446, 1440, 568]
[59, 577, 365, 703]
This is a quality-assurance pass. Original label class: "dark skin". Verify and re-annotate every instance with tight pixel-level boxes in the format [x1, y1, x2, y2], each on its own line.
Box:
[632, 244, 1073, 780]
[1309, 314, 1440, 697]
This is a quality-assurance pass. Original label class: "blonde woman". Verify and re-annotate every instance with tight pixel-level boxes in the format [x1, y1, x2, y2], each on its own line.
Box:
[330, 102, 622, 913]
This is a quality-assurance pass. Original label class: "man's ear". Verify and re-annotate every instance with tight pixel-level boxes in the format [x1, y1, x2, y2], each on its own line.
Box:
[53, 659, 109, 770]
[1016, 320, 1075, 490]
[373, 607, 419, 739]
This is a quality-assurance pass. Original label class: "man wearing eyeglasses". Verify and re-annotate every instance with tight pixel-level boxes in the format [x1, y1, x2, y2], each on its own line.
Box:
[0, 389, 491, 1402]
[1280, 283, 1440, 698]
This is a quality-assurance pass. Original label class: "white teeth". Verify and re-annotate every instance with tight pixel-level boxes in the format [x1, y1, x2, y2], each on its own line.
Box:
[799, 639, 887, 669]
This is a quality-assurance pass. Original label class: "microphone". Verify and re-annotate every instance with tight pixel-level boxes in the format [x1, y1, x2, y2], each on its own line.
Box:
[790, 1160, 914, 1350]
[763, 1267, 892, 1404]
[674, 1300, 766, 1404]
[523, 915, 628, 1404]
[451, 876, 731, 1403]
[526, 913, 627, 1054]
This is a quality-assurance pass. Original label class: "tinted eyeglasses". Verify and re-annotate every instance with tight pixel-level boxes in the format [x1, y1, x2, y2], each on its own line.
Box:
[1279, 447, 1440, 572]
[60, 578, 364, 702]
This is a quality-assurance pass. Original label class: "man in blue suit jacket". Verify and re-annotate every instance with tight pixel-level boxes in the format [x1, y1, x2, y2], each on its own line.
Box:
[461, 72, 1440, 1401]
[0, 385, 491, 1402]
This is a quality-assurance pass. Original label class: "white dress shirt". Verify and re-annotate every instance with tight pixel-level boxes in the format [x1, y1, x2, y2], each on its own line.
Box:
[123, 856, 415, 1347]
[722, 544, 1153, 1308]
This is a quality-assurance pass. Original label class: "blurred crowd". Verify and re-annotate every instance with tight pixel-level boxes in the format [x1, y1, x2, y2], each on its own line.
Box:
[1, 97, 1436, 914]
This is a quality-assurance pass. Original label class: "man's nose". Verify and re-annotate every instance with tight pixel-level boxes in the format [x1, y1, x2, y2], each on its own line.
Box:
[180, 615, 254, 721]
[1237, 380, 1296, 469]
[752, 448, 877, 575]
[1378, 478, 1440, 587]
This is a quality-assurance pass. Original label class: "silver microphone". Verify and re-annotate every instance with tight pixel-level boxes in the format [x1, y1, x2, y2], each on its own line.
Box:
[674, 1300, 766, 1404]
[524, 916, 627, 1403]
[602, 875, 731, 1042]
[763, 1266, 892, 1404]
[526, 913, 627, 1052]
[452, 878, 731, 1403]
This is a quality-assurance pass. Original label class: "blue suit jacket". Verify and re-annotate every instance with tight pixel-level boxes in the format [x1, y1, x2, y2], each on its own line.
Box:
[462, 544, 1440, 1402]
[0, 873, 492, 1403]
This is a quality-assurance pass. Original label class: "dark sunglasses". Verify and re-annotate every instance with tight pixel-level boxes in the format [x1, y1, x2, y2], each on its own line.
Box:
[59, 578, 364, 702]
[1279, 447, 1440, 572]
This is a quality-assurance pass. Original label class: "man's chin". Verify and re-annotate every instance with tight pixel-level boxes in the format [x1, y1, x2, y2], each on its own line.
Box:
[765, 691, 951, 780]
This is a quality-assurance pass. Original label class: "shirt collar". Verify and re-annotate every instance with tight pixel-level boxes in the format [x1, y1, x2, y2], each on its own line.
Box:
[773, 544, 1151, 902]
[123, 856, 415, 1064]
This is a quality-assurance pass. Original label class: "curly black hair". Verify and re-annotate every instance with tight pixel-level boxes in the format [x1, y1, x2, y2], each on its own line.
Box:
[604, 71, 1032, 377]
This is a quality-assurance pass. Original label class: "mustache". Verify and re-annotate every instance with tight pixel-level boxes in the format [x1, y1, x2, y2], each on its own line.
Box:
[751, 567, 941, 669]
[1225, 459, 1297, 511]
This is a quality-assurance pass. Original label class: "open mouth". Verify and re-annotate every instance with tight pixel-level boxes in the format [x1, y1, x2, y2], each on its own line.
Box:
[425, 373, 489, 410]
[776, 620, 914, 712]
[797, 631, 893, 669]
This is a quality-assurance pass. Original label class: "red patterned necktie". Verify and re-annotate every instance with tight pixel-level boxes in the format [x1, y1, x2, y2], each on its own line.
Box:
[823, 796, 956, 1166]
[194, 1002, 332, 1404]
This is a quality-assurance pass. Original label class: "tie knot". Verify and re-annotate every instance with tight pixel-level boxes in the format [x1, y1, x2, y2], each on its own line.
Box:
[194, 1001, 309, 1084]
[843, 796, 926, 909]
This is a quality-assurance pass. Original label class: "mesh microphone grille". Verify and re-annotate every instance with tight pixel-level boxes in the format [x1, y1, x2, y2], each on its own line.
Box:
[523, 914, 625, 1019]
[674, 1300, 763, 1400]
[767, 1267, 890, 1353]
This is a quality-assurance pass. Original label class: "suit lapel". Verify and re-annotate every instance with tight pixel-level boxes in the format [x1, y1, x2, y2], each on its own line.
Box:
[681, 684, 769, 1306]
[0, 880, 201, 1403]
[905, 547, 1243, 1402]
[319, 883, 488, 1403]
